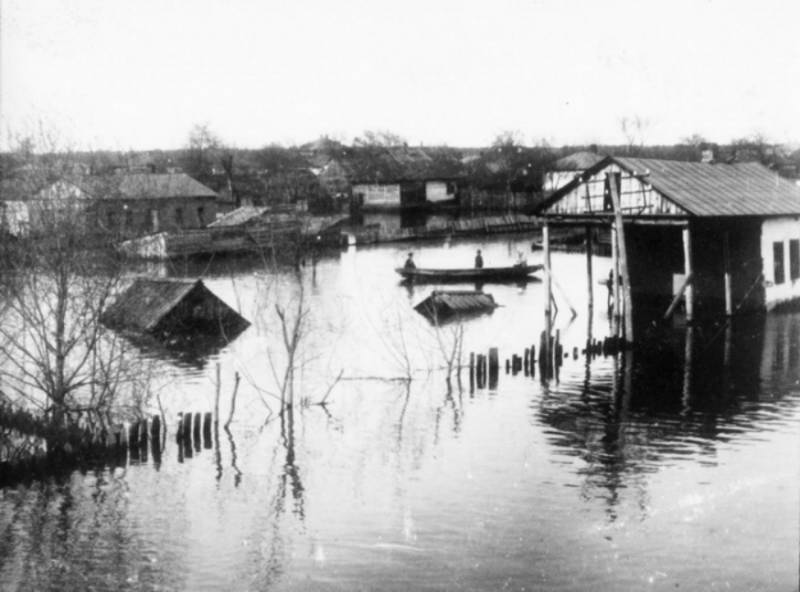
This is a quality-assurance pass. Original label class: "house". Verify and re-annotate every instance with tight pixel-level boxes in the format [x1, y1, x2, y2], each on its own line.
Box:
[317, 146, 460, 210]
[1, 173, 218, 237]
[537, 156, 800, 315]
[543, 151, 605, 194]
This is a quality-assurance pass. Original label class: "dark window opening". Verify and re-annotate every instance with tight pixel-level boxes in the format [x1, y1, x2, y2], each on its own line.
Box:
[175, 207, 184, 227]
[197, 206, 205, 226]
[106, 211, 116, 229]
[774, 241, 785, 285]
[125, 209, 133, 229]
[790, 239, 800, 281]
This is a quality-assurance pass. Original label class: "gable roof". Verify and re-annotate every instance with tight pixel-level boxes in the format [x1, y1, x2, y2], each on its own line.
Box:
[541, 156, 800, 218]
[100, 277, 247, 333]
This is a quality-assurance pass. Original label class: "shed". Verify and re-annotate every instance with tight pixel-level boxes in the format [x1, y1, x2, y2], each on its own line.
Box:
[414, 290, 498, 324]
[537, 156, 800, 330]
[543, 151, 605, 193]
[101, 278, 249, 339]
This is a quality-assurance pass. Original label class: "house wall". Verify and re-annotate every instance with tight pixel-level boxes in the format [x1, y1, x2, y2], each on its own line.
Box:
[353, 183, 402, 208]
[761, 217, 800, 310]
[0, 201, 31, 236]
[96, 196, 217, 235]
[425, 181, 455, 203]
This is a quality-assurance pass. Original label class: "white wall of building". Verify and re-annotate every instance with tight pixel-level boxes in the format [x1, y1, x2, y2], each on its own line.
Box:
[761, 217, 800, 309]
[425, 180, 454, 203]
[352, 183, 401, 207]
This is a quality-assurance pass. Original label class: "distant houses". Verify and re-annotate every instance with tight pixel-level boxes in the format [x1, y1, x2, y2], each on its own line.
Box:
[315, 145, 461, 210]
[1, 172, 218, 237]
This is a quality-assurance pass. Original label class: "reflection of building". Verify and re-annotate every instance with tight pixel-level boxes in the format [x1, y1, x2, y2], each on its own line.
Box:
[539, 156, 800, 314]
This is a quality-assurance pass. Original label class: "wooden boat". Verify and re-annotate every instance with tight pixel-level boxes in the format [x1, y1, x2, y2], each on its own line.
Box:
[396, 263, 542, 283]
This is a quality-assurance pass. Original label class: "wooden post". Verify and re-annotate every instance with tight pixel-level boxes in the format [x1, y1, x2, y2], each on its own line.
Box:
[723, 231, 732, 316]
[683, 226, 694, 323]
[610, 224, 620, 339]
[488, 348, 498, 389]
[203, 412, 213, 449]
[608, 175, 634, 343]
[585, 224, 594, 325]
[543, 222, 552, 348]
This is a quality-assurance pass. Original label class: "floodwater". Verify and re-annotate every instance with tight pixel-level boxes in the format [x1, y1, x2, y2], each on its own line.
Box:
[1, 235, 799, 591]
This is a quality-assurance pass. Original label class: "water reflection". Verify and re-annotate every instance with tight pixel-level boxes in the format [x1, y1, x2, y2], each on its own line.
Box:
[538, 312, 800, 523]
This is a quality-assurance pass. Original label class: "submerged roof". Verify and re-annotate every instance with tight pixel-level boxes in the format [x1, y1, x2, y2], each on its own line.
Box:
[414, 290, 497, 322]
[101, 278, 246, 333]
[542, 156, 800, 218]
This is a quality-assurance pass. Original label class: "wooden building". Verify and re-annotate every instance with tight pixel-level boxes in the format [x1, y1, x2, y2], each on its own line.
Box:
[1, 173, 218, 238]
[537, 156, 800, 333]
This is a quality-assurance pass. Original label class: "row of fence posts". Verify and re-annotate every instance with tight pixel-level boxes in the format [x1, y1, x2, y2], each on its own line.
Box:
[175, 411, 215, 460]
[0, 414, 165, 485]
[467, 332, 631, 389]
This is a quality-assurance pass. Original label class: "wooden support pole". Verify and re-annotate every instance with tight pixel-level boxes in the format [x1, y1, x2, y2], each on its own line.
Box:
[585, 224, 594, 327]
[683, 226, 694, 323]
[611, 224, 620, 322]
[488, 348, 498, 389]
[543, 223, 552, 346]
[723, 231, 732, 316]
[608, 176, 634, 343]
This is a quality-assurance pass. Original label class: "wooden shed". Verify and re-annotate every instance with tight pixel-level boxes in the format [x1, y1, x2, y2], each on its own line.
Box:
[536, 156, 800, 341]
[101, 278, 249, 339]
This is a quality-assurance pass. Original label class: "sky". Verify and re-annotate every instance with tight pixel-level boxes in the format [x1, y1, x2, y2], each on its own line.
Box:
[1, 0, 799, 151]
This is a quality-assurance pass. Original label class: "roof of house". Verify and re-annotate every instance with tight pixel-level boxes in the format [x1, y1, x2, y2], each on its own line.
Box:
[340, 146, 461, 183]
[542, 156, 800, 218]
[100, 277, 246, 333]
[110, 173, 218, 200]
[552, 151, 605, 171]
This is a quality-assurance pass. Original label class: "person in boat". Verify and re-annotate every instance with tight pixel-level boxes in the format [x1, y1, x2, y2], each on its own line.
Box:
[404, 252, 416, 270]
[475, 249, 483, 269]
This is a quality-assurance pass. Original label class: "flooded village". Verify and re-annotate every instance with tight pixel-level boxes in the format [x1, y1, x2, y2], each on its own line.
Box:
[2, 2, 800, 591]
[2, 136, 800, 591]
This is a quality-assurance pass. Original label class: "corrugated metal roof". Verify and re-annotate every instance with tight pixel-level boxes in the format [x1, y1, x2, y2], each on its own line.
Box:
[614, 157, 800, 217]
[539, 156, 800, 218]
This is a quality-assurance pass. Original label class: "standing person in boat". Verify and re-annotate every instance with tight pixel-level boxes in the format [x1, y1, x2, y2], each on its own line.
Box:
[404, 252, 416, 270]
[475, 249, 484, 269]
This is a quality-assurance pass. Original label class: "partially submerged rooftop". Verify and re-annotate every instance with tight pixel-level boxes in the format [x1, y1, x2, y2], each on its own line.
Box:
[101, 278, 249, 340]
[414, 290, 498, 324]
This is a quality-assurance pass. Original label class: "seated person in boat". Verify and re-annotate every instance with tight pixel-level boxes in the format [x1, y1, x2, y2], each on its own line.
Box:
[404, 252, 416, 270]
[475, 249, 483, 269]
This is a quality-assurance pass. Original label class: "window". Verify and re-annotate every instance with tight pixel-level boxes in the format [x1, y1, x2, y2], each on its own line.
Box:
[790, 239, 800, 281]
[175, 207, 184, 227]
[125, 209, 133, 229]
[106, 211, 116, 229]
[197, 206, 205, 226]
[774, 241, 785, 284]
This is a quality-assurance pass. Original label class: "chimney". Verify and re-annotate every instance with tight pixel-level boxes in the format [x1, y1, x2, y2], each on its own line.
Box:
[701, 149, 714, 164]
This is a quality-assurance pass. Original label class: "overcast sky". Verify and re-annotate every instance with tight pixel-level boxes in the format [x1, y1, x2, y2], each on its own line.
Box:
[1, 0, 799, 151]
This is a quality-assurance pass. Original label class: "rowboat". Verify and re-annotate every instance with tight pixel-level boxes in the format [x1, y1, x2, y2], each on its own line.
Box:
[395, 263, 542, 283]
